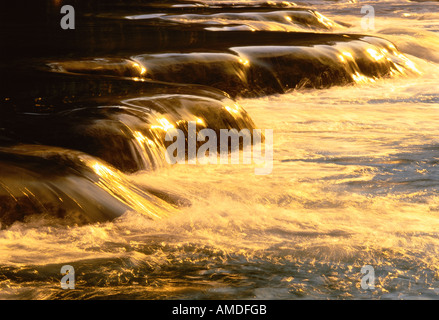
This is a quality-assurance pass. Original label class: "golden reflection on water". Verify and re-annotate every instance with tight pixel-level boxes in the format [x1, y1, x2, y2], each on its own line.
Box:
[89, 160, 172, 219]
[1, 0, 438, 300]
[367, 48, 385, 61]
[150, 118, 175, 132]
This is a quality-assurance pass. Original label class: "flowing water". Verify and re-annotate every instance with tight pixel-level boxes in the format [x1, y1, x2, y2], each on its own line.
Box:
[0, 0, 438, 299]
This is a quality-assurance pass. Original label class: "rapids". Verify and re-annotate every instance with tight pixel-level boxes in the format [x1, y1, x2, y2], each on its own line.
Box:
[0, 0, 438, 300]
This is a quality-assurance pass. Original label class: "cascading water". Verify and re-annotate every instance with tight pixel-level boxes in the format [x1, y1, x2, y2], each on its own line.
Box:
[0, 0, 438, 300]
